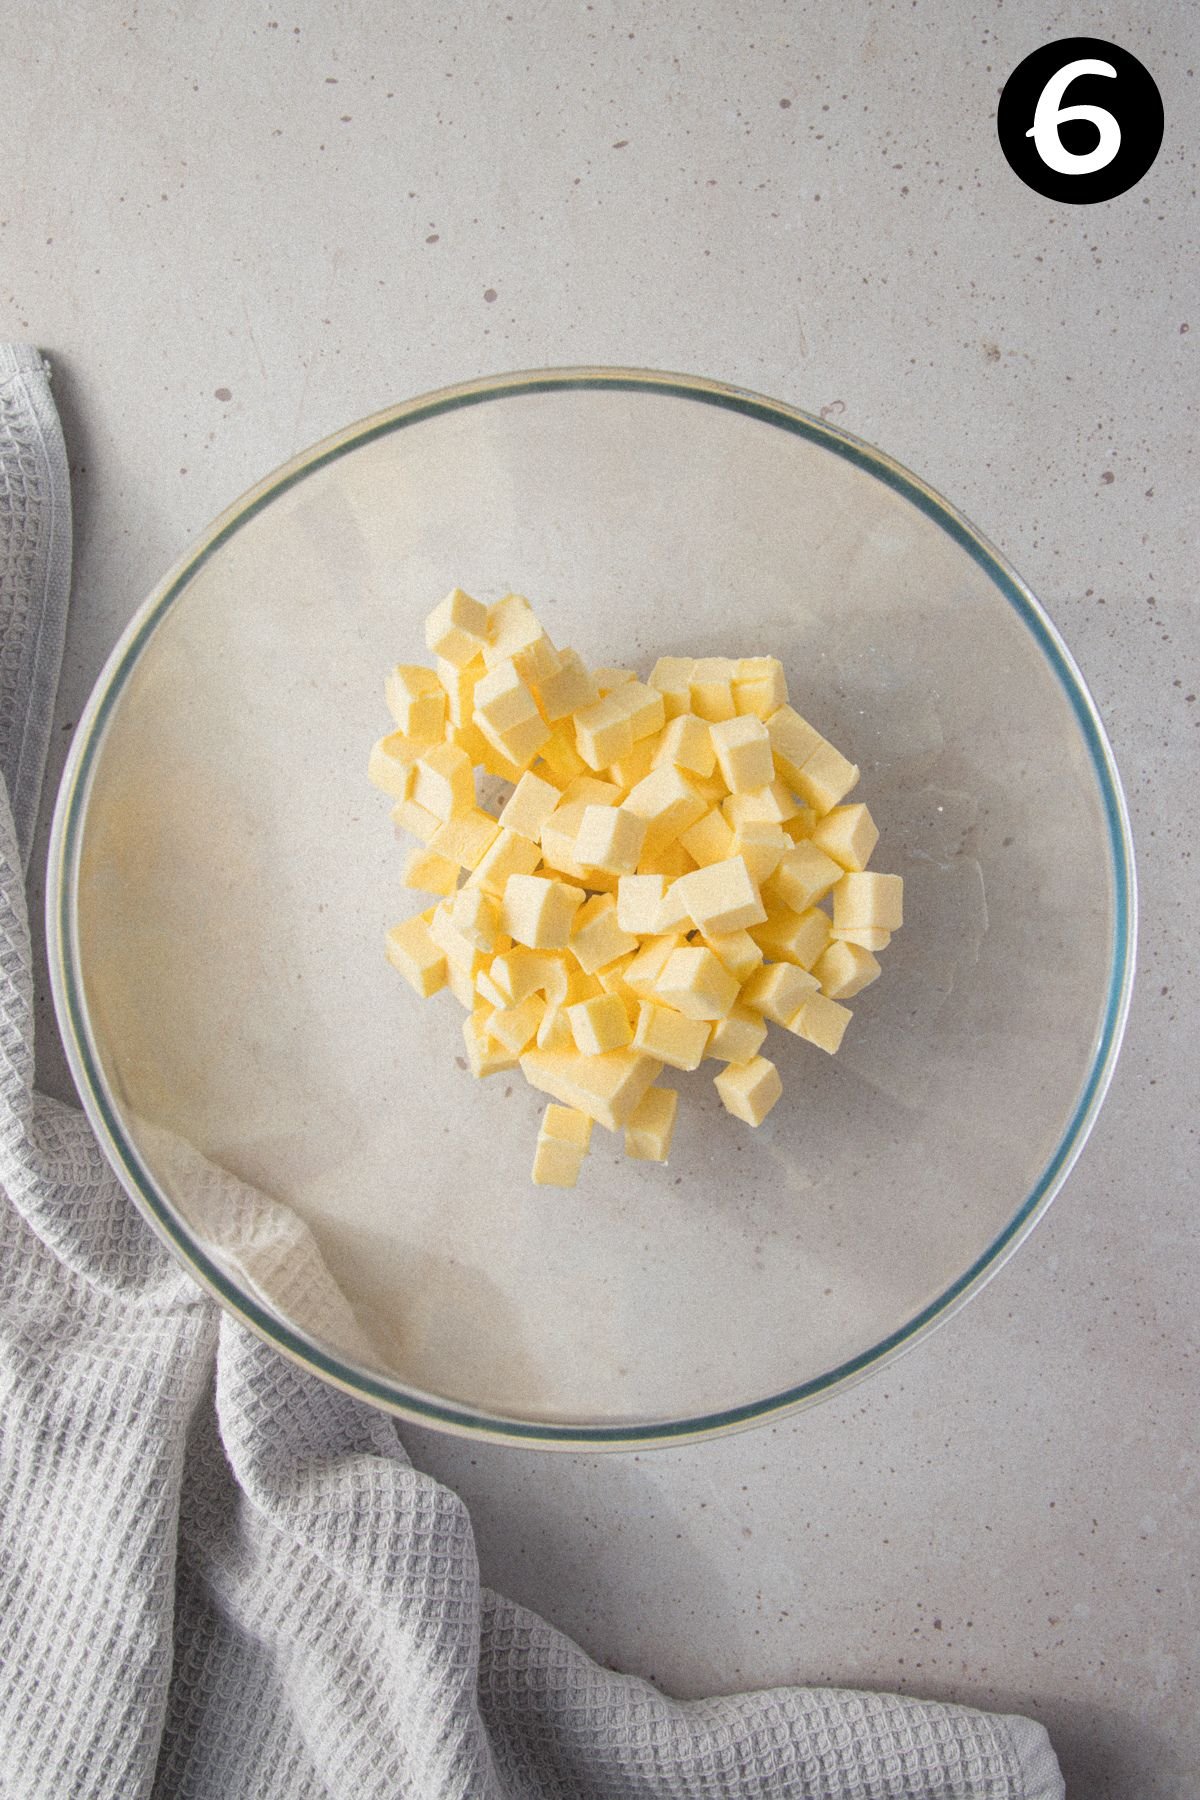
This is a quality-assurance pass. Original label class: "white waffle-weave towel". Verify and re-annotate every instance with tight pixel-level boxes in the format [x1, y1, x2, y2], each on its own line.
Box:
[0, 343, 1063, 1800]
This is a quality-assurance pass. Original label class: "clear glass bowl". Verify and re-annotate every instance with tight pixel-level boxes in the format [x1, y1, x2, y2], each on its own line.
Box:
[47, 368, 1135, 1449]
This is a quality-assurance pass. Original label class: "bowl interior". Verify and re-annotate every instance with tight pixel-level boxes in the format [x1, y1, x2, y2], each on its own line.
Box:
[55, 374, 1129, 1443]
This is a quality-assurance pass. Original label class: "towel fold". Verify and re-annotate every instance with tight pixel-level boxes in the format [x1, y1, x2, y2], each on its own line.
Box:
[0, 346, 1063, 1800]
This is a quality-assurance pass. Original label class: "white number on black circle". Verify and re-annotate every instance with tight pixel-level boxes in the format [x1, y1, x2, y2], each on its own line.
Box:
[1025, 58, 1121, 175]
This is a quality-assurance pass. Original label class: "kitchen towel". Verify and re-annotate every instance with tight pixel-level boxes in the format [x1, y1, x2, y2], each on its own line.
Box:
[0, 344, 1064, 1800]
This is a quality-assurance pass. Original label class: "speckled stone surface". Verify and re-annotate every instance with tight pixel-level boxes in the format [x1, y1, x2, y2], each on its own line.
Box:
[3, 2, 1195, 1794]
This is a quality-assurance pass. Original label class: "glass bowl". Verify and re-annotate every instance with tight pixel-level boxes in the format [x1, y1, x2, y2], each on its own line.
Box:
[47, 368, 1135, 1450]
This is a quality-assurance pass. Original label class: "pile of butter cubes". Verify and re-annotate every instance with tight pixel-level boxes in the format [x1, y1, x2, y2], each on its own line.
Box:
[370, 589, 903, 1187]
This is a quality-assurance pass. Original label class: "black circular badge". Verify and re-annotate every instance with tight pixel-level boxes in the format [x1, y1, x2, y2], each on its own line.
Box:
[997, 37, 1163, 203]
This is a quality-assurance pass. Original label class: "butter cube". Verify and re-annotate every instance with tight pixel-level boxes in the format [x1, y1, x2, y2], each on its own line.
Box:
[428, 904, 487, 974]
[791, 989, 852, 1054]
[483, 593, 549, 672]
[611, 680, 666, 742]
[537, 725, 588, 784]
[573, 804, 647, 876]
[567, 992, 633, 1055]
[607, 737, 657, 793]
[671, 856, 767, 936]
[713, 1055, 782, 1126]
[536, 1004, 575, 1050]
[727, 778, 800, 824]
[536, 647, 598, 720]
[490, 947, 567, 1005]
[831, 924, 892, 952]
[680, 807, 735, 868]
[766, 705, 823, 787]
[425, 587, 490, 667]
[449, 887, 503, 952]
[740, 961, 819, 1025]
[478, 709, 551, 771]
[368, 731, 421, 798]
[812, 939, 882, 1000]
[391, 797, 442, 844]
[519, 1046, 664, 1130]
[564, 964, 603, 1005]
[750, 904, 832, 970]
[648, 655, 695, 719]
[653, 713, 715, 778]
[573, 692, 635, 770]
[624, 1086, 678, 1162]
[729, 823, 791, 884]
[501, 874, 586, 949]
[385, 915, 447, 997]
[412, 741, 475, 820]
[689, 656, 737, 722]
[632, 1001, 710, 1072]
[623, 765, 707, 852]
[385, 664, 447, 741]
[793, 739, 859, 813]
[705, 1006, 768, 1064]
[596, 954, 641, 1024]
[623, 932, 684, 998]
[402, 846, 460, 897]
[463, 1007, 519, 1078]
[466, 827, 543, 897]
[654, 877, 695, 935]
[488, 993, 546, 1054]
[655, 946, 740, 1020]
[446, 959, 479, 1010]
[475, 658, 540, 733]
[616, 874, 668, 935]
[832, 871, 903, 932]
[570, 893, 638, 974]
[429, 807, 500, 870]
[766, 842, 844, 912]
[531, 1137, 586, 1187]
[701, 928, 763, 981]
[811, 803, 879, 872]
[733, 656, 788, 719]
[437, 653, 484, 726]
[541, 1102, 593, 1149]
[710, 714, 774, 793]
[498, 770, 561, 842]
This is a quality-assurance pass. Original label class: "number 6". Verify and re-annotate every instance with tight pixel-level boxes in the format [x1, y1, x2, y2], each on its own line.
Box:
[1026, 58, 1121, 175]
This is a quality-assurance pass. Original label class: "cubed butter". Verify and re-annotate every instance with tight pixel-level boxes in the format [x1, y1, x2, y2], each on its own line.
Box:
[831, 924, 892, 952]
[519, 1046, 664, 1130]
[767, 842, 843, 912]
[832, 871, 904, 931]
[710, 714, 775, 793]
[535, 646, 598, 721]
[766, 705, 823, 787]
[812, 939, 882, 999]
[463, 1007, 519, 1078]
[498, 770, 562, 842]
[680, 807, 735, 869]
[623, 765, 708, 852]
[412, 741, 475, 821]
[740, 960, 819, 1025]
[567, 992, 634, 1055]
[670, 856, 767, 936]
[385, 664, 446, 741]
[624, 1086, 678, 1162]
[425, 587, 490, 667]
[648, 655, 695, 718]
[573, 804, 648, 876]
[713, 1055, 782, 1126]
[488, 993, 547, 1054]
[616, 874, 668, 936]
[466, 827, 543, 897]
[569, 892, 638, 973]
[391, 797, 442, 844]
[654, 945, 740, 1020]
[811, 803, 879, 872]
[429, 807, 500, 870]
[700, 928, 763, 981]
[728, 823, 791, 884]
[790, 989, 852, 1054]
[750, 904, 832, 970]
[793, 739, 859, 813]
[689, 656, 737, 722]
[501, 874, 586, 949]
[401, 845, 461, 897]
[705, 1006, 768, 1064]
[449, 887, 502, 953]
[385, 916, 447, 997]
[733, 656, 788, 719]
[573, 692, 635, 770]
[653, 712, 715, 777]
[632, 1000, 710, 1072]
[368, 731, 421, 798]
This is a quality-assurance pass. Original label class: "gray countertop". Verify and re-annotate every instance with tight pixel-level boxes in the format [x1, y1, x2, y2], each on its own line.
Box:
[5, 3, 1195, 1793]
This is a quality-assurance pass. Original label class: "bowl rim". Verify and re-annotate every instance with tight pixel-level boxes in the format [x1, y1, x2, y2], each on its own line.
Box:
[46, 364, 1138, 1451]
